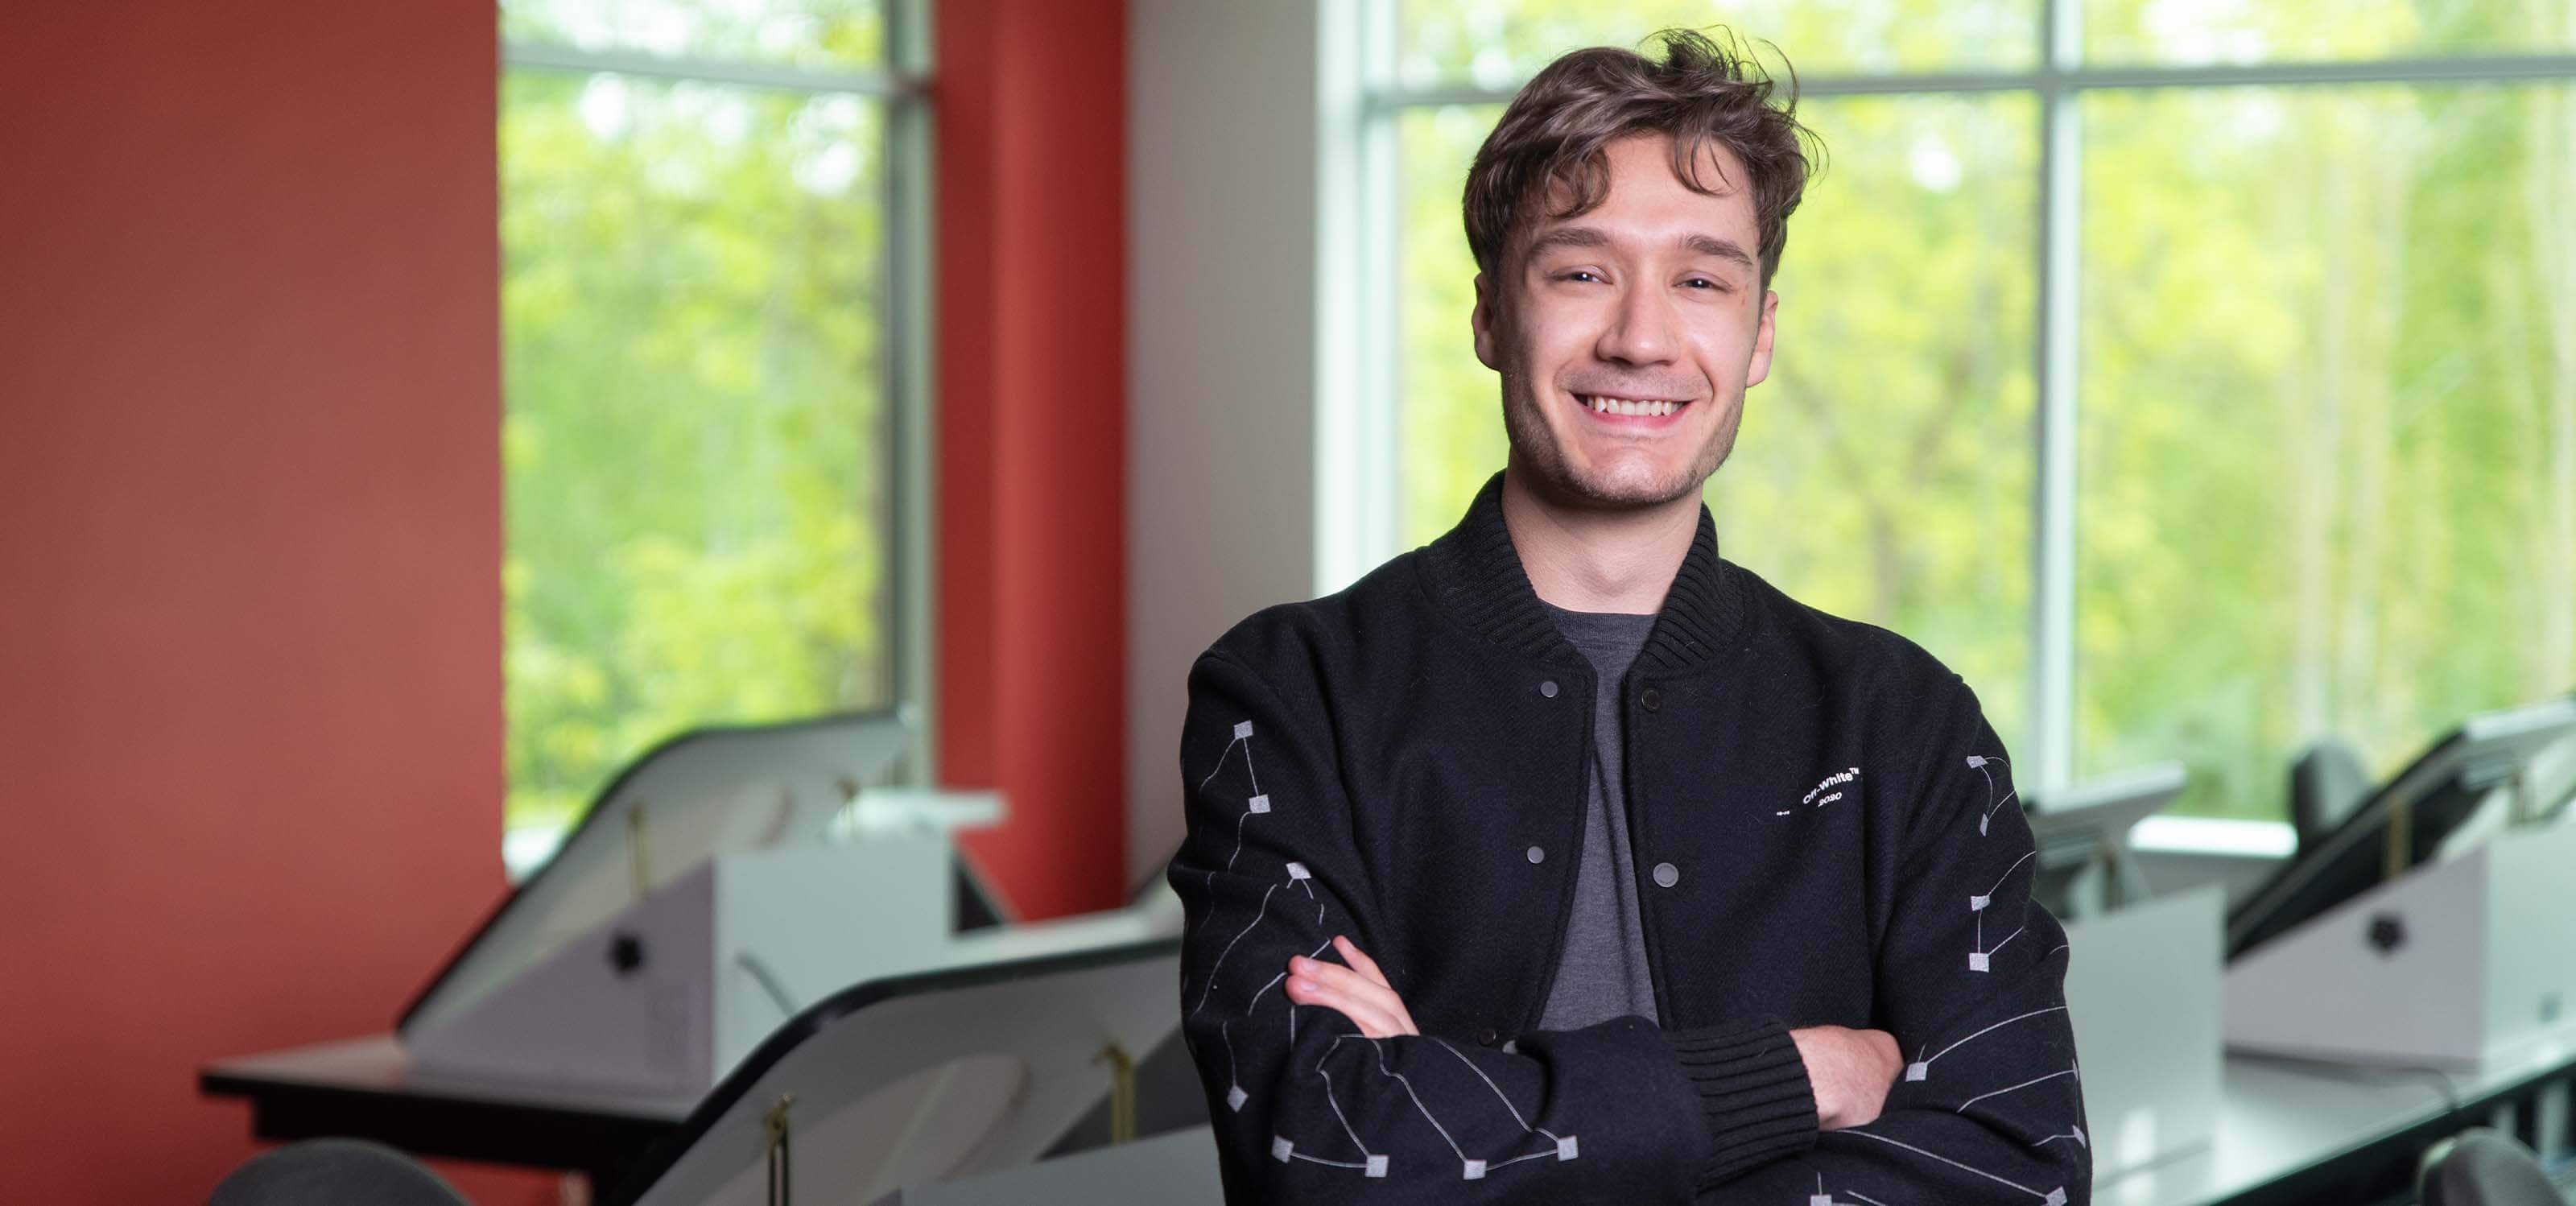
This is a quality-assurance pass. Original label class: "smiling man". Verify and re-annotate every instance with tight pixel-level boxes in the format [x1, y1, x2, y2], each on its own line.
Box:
[1170, 29, 2089, 1204]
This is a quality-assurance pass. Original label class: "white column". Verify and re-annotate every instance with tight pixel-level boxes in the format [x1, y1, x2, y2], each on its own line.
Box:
[1127, 0, 1329, 885]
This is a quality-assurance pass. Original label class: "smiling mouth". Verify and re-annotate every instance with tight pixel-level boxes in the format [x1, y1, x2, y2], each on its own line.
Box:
[1574, 393, 1695, 421]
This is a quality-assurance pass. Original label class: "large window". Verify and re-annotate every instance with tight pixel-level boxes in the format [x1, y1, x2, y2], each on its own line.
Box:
[2076, 81, 2575, 819]
[1374, 1, 2576, 821]
[500, 0, 928, 850]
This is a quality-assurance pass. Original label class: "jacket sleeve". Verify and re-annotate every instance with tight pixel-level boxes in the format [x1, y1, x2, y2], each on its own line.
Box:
[1695, 675, 2092, 1204]
[1173, 648, 1805, 1204]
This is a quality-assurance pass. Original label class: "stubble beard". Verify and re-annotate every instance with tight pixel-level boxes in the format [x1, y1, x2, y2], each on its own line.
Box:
[1498, 364, 1743, 510]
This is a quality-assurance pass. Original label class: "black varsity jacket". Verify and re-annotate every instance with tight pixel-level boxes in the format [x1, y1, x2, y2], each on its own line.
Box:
[1170, 471, 2091, 1204]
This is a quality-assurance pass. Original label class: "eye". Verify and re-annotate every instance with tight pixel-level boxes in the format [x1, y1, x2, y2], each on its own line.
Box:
[1682, 277, 1721, 291]
[1559, 271, 1603, 283]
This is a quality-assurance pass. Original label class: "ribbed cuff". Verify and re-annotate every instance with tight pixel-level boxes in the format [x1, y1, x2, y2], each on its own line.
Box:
[1661, 1016, 1819, 1182]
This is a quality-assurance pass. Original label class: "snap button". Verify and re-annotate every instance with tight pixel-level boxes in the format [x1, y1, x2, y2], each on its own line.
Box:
[1476, 1026, 1500, 1047]
[1525, 845, 1545, 865]
[1652, 861, 1679, 888]
[1640, 688, 1662, 712]
[1538, 679, 1558, 699]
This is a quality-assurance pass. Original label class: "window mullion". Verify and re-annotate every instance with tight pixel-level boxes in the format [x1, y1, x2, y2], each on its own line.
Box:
[2030, 0, 2082, 794]
[886, 0, 936, 787]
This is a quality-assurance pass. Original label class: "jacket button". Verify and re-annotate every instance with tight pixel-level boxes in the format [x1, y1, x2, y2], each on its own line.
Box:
[1538, 679, 1558, 698]
[1476, 1026, 1500, 1046]
[1652, 861, 1680, 888]
[1525, 845, 1544, 865]
[1640, 688, 1662, 712]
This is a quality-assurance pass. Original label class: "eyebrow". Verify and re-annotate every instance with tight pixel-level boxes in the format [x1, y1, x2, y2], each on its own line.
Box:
[1526, 225, 1757, 273]
[1678, 233, 1757, 271]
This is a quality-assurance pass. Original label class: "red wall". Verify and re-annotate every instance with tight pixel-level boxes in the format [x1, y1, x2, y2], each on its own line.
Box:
[937, 0, 1131, 921]
[0, 4, 536, 1202]
[0, 0, 1126, 1199]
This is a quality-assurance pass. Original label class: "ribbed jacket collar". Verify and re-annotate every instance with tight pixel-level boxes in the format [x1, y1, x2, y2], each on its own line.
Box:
[1419, 470, 1748, 674]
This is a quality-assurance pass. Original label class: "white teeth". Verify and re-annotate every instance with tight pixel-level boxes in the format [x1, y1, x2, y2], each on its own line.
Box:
[1581, 395, 1686, 417]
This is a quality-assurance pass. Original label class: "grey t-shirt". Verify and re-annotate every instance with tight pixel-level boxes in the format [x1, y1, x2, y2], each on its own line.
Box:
[1535, 602, 1662, 1030]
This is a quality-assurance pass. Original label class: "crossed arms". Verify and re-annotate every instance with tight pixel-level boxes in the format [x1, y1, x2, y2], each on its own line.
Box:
[1172, 649, 2091, 1204]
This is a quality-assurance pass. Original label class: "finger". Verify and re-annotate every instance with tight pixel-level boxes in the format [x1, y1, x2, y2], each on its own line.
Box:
[1292, 983, 1397, 1038]
[1286, 973, 1404, 1038]
[1298, 956, 1420, 1037]
[1333, 935, 1392, 989]
[1294, 956, 1400, 1011]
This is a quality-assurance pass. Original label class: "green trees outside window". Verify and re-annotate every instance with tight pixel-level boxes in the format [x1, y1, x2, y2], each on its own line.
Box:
[1392, 1, 2576, 819]
[492, 1, 2571, 831]
[500, 6, 895, 833]
[2076, 84, 2576, 816]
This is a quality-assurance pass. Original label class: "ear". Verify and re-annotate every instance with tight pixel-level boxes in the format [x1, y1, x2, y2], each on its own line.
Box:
[1744, 288, 1779, 389]
[1472, 271, 1501, 371]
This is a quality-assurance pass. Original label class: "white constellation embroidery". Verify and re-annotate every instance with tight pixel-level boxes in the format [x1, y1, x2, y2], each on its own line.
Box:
[1955, 1065, 2082, 1116]
[1904, 1005, 2070, 1084]
[1970, 909, 2028, 973]
[2035, 1126, 2090, 1150]
[1320, 1035, 1569, 1180]
[1807, 1171, 1901, 1205]
[1195, 881, 1281, 1016]
[1195, 721, 1269, 934]
[1967, 754, 2016, 836]
[1971, 849, 2035, 912]
[1787, 747, 2081, 1202]
[1827, 1130, 2070, 1205]
[1429, 1036, 1580, 1163]
[1274, 1047, 1387, 1176]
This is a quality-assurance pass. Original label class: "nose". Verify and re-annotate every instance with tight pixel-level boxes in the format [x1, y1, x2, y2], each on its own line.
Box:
[1596, 277, 1679, 368]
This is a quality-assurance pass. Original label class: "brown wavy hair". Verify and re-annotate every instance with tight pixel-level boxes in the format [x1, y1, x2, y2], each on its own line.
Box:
[1463, 27, 1822, 292]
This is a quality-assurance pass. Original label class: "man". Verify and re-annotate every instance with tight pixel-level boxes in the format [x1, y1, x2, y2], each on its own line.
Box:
[1170, 28, 2088, 1204]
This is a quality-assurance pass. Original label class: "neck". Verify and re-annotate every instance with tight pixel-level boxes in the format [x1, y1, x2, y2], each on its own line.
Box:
[1498, 460, 1703, 616]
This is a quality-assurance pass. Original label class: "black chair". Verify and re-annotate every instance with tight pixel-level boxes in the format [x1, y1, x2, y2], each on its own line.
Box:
[2416, 1129, 2564, 1206]
[208, 1139, 467, 1206]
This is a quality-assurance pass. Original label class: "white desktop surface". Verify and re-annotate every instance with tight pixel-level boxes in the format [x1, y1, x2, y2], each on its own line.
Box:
[208, 1008, 2576, 1204]
[204, 1032, 699, 1121]
[2101, 1036, 2576, 1205]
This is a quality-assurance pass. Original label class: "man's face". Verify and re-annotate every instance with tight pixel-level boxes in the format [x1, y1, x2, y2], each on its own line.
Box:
[1473, 132, 1778, 510]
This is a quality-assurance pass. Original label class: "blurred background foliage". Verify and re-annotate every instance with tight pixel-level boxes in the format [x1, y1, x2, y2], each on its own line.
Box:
[501, 2, 892, 831]
[497, 0, 2572, 831]
[1395, 0, 2575, 818]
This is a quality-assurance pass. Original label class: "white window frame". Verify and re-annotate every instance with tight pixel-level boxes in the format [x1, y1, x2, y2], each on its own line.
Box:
[497, 1, 938, 872]
[1332, 0, 2576, 843]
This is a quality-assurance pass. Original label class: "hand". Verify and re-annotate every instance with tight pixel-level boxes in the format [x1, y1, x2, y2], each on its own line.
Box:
[1790, 1025, 1901, 1130]
[1284, 935, 1419, 1039]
